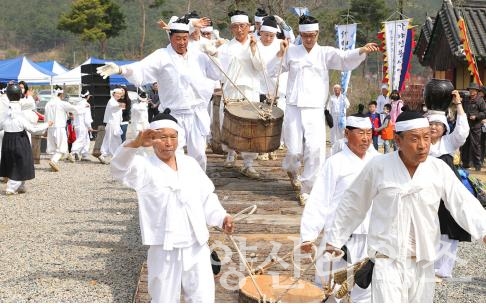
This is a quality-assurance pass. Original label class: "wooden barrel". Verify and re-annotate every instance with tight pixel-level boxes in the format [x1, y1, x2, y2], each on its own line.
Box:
[222, 102, 283, 153]
[210, 91, 224, 154]
[91, 125, 105, 157]
[238, 274, 324, 303]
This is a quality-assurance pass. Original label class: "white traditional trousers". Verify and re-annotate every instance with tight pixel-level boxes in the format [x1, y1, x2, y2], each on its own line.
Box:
[434, 234, 459, 278]
[346, 234, 371, 303]
[282, 105, 326, 194]
[372, 258, 435, 302]
[71, 126, 91, 158]
[172, 109, 209, 171]
[6, 180, 24, 192]
[329, 114, 345, 146]
[147, 243, 214, 303]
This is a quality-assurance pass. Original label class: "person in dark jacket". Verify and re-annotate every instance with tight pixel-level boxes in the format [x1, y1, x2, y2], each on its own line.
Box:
[460, 82, 486, 171]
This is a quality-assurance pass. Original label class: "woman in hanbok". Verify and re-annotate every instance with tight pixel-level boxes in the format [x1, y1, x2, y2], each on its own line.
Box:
[0, 84, 52, 195]
[427, 90, 471, 280]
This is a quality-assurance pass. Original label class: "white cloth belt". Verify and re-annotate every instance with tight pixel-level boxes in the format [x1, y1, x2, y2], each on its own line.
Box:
[395, 184, 424, 263]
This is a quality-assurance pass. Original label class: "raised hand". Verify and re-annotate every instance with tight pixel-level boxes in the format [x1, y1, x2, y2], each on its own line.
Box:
[359, 42, 380, 55]
[192, 17, 211, 28]
[96, 62, 121, 79]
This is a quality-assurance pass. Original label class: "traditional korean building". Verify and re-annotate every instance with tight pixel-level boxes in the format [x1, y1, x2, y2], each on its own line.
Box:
[415, 0, 486, 88]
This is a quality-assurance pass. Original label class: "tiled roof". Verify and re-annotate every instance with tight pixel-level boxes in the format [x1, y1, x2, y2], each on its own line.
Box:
[415, 0, 486, 69]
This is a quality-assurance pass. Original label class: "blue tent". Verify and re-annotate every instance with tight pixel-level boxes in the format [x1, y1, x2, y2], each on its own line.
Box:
[0, 56, 54, 84]
[52, 57, 134, 86]
[36, 60, 69, 75]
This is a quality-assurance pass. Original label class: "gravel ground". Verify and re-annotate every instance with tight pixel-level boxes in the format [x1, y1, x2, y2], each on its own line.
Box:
[0, 152, 485, 302]
[0, 155, 146, 302]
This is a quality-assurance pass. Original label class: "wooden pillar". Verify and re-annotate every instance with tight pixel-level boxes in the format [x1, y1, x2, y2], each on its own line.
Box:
[31, 135, 42, 164]
[210, 91, 225, 154]
[91, 125, 105, 157]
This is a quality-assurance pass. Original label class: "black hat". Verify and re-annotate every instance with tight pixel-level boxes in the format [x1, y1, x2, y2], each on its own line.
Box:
[6, 84, 22, 101]
[154, 108, 178, 124]
[260, 16, 278, 33]
[255, 8, 268, 17]
[467, 82, 481, 91]
[185, 10, 199, 19]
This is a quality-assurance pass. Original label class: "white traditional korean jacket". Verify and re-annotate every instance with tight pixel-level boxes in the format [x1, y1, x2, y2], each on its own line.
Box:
[270, 44, 365, 108]
[328, 152, 486, 262]
[110, 147, 227, 248]
[256, 38, 281, 95]
[301, 144, 379, 243]
[218, 35, 264, 102]
[122, 45, 220, 112]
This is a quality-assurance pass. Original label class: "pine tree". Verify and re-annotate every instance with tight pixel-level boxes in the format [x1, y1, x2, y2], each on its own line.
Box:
[58, 0, 126, 58]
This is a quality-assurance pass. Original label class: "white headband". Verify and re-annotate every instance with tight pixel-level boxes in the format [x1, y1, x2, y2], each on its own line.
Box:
[55, 88, 63, 94]
[299, 23, 319, 32]
[169, 22, 189, 32]
[80, 90, 90, 98]
[346, 116, 372, 129]
[260, 25, 278, 33]
[427, 114, 450, 134]
[254, 16, 264, 23]
[149, 119, 180, 131]
[395, 118, 430, 132]
[113, 88, 124, 94]
[231, 15, 249, 24]
[201, 26, 213, 33]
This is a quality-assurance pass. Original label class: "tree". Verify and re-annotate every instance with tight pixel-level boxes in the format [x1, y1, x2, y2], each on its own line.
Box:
[58, 0, 126, 58]
[342, 0, 389, 46]
[339, 0, 389, 76]
[123, 0, 166, 58]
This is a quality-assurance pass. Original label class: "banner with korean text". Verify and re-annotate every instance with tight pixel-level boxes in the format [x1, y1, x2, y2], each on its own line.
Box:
[378, 19, 415, 92]
[335, 23, 357, 94]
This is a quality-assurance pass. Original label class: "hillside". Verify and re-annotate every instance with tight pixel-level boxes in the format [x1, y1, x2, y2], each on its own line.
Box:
[0, 0, 443, 67]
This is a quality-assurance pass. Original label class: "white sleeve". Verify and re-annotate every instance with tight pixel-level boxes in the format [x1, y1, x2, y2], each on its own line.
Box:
[324, 47, 366, 72]
[121, 49, 164, 86]
[110, 146, 148, 191]
[300, 160, 336, 242]
[444, 113, 469, 150]
[327, 163, 377, 248]
[198, 168, 227, 228]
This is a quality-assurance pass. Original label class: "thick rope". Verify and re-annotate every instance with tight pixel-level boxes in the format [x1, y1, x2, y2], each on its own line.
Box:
[214, 205, 266, 301]
[206, 53, 268, 119]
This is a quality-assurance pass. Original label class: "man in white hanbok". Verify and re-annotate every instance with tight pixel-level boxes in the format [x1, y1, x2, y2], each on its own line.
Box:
[255, 16, 287, 161]
[271, 15, 379, 205]
[70, 90, 93, 161]
[326, 111, 486, 302]
[110, 109, 234, 303]
[375, 84, 389, 115]
[300, 115, 378, 302]
[98, 18, 220, 171]
[126, 91, 149, 141]
[44, 86, 79, 172]
[98, 89, 124, 164]
[327, 84, 350, 145]
[216, 10, 264, 178]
